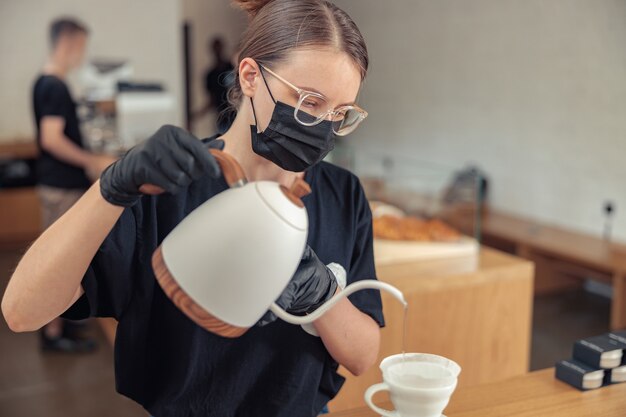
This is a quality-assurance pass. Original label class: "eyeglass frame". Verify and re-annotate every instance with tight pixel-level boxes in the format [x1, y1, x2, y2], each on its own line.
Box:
[259, 64, 368, 136]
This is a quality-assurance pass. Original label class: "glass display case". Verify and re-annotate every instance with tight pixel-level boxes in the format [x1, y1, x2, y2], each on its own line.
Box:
[329, 143, 485, 263]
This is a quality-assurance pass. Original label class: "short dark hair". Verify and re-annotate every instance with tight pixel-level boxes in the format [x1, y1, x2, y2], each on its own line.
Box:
[49, 17, 89, 48]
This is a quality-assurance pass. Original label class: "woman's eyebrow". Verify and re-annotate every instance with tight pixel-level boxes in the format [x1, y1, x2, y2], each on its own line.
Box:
[298, 85, 357, 107]
[299, 85, 328, 97]
[337, 99, 357, 107]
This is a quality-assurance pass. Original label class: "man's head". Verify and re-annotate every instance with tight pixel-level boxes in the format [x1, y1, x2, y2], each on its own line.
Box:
[210, 36, 225, 60]
[49, 17, 89, 70]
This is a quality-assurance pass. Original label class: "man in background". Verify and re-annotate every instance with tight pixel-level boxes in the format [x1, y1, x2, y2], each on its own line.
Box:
[194, 36, 235, 133]
[32, 17, 114, 352]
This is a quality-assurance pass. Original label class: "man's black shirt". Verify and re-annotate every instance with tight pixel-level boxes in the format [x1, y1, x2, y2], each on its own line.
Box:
[32, 74, 90, 189]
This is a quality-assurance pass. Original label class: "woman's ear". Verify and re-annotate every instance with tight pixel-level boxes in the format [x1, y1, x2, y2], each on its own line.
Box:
[239, 58, 260, 99]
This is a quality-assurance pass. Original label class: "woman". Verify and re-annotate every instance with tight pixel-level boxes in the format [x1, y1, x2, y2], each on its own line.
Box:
[2, 1, 384, 416]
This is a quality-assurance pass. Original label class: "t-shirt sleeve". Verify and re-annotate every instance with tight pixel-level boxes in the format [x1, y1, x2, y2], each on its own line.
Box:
[39, 79, 68, 118]
[61, 207, 138, 321]
[346, 179, 385, 328]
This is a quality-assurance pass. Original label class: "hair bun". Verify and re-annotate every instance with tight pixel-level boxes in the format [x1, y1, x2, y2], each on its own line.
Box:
[232, 0, 275, 17]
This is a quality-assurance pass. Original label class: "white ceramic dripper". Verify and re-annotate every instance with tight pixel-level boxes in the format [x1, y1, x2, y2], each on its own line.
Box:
[365, 353, 461, 417]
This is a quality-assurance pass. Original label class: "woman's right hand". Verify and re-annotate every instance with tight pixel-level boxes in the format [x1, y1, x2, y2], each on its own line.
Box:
[100, 125, 224, 207]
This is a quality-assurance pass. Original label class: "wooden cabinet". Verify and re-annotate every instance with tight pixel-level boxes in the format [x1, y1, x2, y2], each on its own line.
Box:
[0, 140, 40, 248]
[329, 247, 534, 412]
[453, 209, 626, 329]
[0, 188, 41, 248]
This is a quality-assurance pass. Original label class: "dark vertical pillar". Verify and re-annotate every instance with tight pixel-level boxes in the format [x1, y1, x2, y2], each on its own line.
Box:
[183, 22, 192, 131]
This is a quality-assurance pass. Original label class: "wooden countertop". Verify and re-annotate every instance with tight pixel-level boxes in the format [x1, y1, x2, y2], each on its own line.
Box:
[0, 140, 38, 159]
[328, 368, 626, 416]
[477, 210, 626, 274]
[376, 245, 530, 284]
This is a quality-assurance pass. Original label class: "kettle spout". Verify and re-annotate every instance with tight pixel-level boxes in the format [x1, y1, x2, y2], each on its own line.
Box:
[269, 280, 406, 325]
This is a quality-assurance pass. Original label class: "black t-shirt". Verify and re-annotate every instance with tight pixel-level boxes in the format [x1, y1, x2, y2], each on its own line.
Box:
[32, 74, 91, 189]
[63, 141, 384, 417]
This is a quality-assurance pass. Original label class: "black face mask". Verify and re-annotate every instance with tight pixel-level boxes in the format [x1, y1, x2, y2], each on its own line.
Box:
[250, 73, 336, 172]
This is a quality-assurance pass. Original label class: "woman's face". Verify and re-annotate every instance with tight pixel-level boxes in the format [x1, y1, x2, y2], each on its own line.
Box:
[242, 48, 363, 131]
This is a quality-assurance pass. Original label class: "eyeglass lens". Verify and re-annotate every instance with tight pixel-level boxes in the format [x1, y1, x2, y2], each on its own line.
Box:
[295, 93, 363, 135]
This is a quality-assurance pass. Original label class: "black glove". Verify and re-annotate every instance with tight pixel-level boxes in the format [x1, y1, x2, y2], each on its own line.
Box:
[100, 125, 223, 207]
[258, 245, 339, 326]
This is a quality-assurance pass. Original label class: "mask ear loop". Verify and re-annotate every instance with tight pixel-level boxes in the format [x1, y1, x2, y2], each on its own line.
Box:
[250, 65, 277, 133]
[249, 97, 260, 132]
[259, 66, 277, 104]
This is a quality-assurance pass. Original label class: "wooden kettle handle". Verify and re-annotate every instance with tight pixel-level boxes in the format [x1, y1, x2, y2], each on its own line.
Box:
[208, 149, 247, 188]
[139, 148, 248, 195]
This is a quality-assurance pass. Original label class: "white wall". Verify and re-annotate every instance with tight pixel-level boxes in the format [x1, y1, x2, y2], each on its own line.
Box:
[181, 0, 246, 138]
[334, 0, 626, 242]
[0, 0, 183, 141]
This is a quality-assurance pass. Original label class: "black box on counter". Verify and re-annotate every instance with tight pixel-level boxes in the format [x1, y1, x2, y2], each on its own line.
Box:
[556, 359, 605, 390]
[608, 330, 626, 364]
[604, 365, 626, 385]
[608, 330, 626, 341]
[573, 334, 624, 369]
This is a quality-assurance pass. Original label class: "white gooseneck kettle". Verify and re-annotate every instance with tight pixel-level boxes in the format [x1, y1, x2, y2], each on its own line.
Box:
[152, 149, 405, 338]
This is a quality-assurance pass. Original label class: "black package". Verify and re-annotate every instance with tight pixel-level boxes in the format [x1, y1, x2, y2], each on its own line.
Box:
[604, 364, 626, 385]
[608, 330, 626, 365]
[555, 359, 605, 390]
[573, 334, 624, 369]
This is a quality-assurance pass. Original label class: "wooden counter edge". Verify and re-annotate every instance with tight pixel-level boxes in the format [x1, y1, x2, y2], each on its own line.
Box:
[327, 368, 626, 416]
[0, 140, 38, 159]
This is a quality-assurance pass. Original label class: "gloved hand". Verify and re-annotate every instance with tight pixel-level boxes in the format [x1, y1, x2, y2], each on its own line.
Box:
[257, 245, 339, 326]
[100, 125, 223, 207]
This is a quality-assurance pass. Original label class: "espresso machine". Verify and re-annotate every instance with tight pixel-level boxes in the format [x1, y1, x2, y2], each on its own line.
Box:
[78, 60, 178, 154]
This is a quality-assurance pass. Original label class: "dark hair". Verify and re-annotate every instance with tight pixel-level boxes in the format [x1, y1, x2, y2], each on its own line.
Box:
[228, 0, 368, 110]
[49, 17, 89, 48]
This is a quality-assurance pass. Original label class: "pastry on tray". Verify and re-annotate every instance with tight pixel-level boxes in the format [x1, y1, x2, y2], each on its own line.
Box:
[372, 214, 462, 243]
[369, 201, 406, 219]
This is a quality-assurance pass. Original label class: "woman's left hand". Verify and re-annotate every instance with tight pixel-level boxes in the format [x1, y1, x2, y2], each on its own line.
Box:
[257, 245, 338, 326]
[257, 246, 381, 376]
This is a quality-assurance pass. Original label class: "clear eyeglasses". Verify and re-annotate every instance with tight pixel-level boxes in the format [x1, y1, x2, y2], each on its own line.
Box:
[260, 65, 368, 136]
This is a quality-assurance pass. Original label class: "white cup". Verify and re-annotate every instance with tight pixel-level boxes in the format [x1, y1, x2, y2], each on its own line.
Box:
[364, 353, 461, 417]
